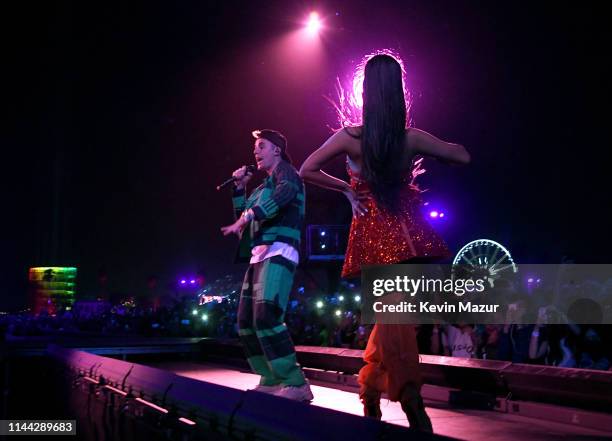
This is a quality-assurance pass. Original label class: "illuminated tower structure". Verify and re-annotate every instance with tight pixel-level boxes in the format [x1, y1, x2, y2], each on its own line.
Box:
[28, 267, 77, 314]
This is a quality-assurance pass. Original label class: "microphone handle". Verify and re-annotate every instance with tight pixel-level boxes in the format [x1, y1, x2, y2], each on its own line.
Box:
[216, 177, 236, 191]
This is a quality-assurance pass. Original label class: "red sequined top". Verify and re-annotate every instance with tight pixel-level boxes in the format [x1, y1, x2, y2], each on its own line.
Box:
[341, 162, 451, 278]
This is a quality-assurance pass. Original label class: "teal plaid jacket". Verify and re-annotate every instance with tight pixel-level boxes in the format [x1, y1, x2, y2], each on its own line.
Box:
[231, 160, 305, 262]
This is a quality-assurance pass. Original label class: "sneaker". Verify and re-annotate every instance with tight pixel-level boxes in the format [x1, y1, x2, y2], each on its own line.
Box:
[251, 384, 283, 394]
[276, 383, 314, 402]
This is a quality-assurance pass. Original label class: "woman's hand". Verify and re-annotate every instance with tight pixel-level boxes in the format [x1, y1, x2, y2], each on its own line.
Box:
[343, 187, 369, 217]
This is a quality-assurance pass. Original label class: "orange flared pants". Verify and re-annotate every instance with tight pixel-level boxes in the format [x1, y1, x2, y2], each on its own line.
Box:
[357, 323, 423, 402]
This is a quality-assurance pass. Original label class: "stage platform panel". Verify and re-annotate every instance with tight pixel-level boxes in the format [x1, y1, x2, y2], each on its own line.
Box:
[146, 360, 612, 441]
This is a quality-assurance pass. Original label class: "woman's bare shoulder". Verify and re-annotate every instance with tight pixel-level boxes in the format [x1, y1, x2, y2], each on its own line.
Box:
[338, 126, 361, 160]
[344, 125, 363, 138]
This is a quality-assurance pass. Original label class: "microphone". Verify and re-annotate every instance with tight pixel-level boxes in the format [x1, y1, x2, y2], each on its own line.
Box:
[216, 165, 256, 191]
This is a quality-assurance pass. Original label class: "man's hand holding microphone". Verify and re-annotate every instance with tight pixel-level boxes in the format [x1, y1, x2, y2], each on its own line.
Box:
[232, 165, 253, 190]
[220, 166, 255, 237]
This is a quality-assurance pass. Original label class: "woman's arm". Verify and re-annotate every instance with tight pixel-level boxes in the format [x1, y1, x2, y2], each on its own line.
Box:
[299, 129, 353, 192]
[299, 129, 367, 216]
[430, 324, 441, 354]
[528, 325, 548, 360]
[407, 128, 470, 165]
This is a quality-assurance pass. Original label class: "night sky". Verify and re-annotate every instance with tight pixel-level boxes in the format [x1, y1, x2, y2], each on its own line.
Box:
[3, 1, 610, 310]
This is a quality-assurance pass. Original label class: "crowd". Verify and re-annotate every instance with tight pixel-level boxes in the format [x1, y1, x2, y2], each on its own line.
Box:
[2, 275, 610, 371]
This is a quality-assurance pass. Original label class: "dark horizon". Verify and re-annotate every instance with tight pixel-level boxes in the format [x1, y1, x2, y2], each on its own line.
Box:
[3, 0, 610, 311]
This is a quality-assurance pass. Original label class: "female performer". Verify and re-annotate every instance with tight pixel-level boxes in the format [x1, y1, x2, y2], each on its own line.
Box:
[299, 52, 470, 431]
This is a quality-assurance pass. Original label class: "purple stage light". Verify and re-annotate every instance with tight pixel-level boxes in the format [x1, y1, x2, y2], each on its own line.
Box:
[439, 212, 445, 218]
[527, 278, 534, 283]
[180, 279, 186, 285]
[306, 12, 321, 36]
[429, 211, 439, 218]
[190, 279, 196, 284]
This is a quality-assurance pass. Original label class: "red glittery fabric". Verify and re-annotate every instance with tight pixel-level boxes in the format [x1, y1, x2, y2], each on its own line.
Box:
[341, 164, 450, 279]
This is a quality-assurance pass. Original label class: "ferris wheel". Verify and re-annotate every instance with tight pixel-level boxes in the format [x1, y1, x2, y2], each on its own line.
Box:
[452, 239, 518, 287]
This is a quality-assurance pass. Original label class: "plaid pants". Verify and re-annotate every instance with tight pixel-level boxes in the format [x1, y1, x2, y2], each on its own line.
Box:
[237, 255, 306, 386]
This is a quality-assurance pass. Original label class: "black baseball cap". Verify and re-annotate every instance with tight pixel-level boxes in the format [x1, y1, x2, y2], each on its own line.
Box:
[252, 129, 292, 164]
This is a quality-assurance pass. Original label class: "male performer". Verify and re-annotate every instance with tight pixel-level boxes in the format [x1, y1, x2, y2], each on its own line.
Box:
[221, 129, 313, 402]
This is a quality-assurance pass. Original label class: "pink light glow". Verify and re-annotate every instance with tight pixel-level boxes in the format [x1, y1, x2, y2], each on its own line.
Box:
[179, 417, 196, 426]
[105, 385, 127, 396]
[135, 397, 169, 414]
[429, 211, 439, 218]
[306, 12, 321, 36]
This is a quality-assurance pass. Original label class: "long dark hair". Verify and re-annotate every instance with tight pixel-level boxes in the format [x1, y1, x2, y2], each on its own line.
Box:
[360, 54, 408, 212]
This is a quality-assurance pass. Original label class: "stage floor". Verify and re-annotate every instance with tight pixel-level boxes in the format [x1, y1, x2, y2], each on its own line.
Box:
[146, 360, 612, 441]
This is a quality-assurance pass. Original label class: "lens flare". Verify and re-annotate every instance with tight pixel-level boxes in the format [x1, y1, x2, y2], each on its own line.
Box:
[306, 12, 321, 36]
